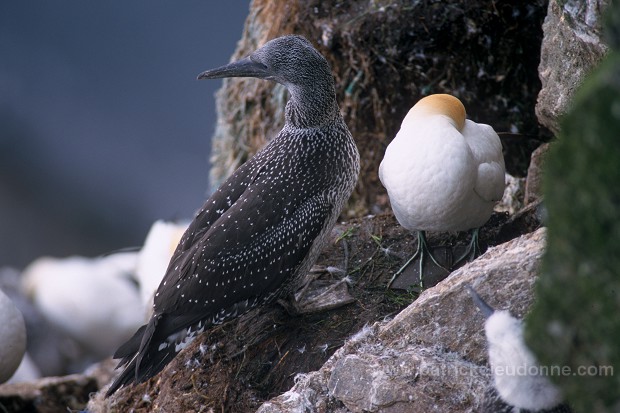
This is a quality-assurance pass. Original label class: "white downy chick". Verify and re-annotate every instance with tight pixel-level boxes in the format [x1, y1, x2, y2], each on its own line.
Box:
[468, 285, 564, 411]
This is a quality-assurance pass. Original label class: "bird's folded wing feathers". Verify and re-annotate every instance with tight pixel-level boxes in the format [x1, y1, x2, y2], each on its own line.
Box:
[475, 162, 506, 202]
[154, 160, 333, 317]
[174, 158, 265, 254]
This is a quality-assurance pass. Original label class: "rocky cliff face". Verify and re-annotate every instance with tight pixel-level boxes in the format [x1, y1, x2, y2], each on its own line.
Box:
[209, 0, 550, 217]
[535, 0, 609, 133]
[258, 229, 547, 413]
[82, 210, 542, 413]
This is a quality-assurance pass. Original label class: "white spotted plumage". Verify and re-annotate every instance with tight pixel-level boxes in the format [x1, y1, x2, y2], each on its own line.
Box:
[107, 35, 359, 395]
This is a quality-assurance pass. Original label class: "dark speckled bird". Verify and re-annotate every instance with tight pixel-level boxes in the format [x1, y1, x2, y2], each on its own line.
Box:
[106, 35, 360, 396]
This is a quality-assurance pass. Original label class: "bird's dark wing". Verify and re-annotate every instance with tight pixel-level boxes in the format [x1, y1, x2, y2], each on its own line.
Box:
[135, 141, 332, 353]
[155, 156, 333, 318]
[173, 155, 265, 255]
[108, 175, 333, 392]
[108, 131, 337, 394]
[109, 176, 333, 394]
[106, 153, 271, 396]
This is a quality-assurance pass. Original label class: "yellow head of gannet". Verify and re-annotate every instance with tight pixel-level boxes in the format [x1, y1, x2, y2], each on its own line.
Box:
[402, 93, 466, 131]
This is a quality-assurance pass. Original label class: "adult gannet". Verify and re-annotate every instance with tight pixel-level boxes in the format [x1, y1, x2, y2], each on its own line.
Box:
[379, 94, 505, 287]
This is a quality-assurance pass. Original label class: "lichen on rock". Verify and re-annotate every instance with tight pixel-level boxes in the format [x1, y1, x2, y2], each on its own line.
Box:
[535, 0, 610, 134]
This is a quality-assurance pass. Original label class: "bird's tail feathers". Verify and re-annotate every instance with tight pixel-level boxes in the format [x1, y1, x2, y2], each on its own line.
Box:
[106, 314, 198, 397]
[105, 353, 139, 397]
[113, 324, 146, 362]
[106, 317, 166, 397]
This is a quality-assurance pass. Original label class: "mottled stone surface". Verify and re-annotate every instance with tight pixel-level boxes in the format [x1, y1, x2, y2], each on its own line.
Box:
[0, 374, 98, 413]
[524, 142, 550, 205]
[496, 173, 526, 216]
[528, 1, 620, 407]
[535, 0, 610, 134]
[258, 229, 547, 413]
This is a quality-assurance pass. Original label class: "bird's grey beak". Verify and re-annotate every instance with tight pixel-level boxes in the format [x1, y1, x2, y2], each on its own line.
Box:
[197, 57, 270, 80]
[466, 284, 495, 319]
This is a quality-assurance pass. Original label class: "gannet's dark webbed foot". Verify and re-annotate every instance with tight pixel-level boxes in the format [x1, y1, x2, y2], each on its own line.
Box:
[419, 231, 449, 274]
[386, 230, 449, 290]
[386, 233, 423, 289]
[454, 228, 482, 267]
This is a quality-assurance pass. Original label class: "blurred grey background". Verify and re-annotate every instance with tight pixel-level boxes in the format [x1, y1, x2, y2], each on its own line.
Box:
[0, 2, 250, 268]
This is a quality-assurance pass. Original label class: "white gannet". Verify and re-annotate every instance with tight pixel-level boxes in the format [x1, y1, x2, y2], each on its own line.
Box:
[135, 220, 188, 318]
[379, 94, 505, 287]
[21, 253, 143, 358]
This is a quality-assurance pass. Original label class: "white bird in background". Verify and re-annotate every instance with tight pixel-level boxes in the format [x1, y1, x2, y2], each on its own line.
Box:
[135, 220, 188, 318]
[21, 253, 143, 358]
[379, 94, 505, 288]
[0, 287, 26, 383]
[467, 285, 564, 411]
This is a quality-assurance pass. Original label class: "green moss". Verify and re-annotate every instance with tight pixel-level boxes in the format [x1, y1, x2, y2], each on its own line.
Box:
[525, 32, 620, 413]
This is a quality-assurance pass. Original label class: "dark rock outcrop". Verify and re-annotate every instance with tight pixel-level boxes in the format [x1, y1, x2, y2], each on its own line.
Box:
[0, 374, 98, 413]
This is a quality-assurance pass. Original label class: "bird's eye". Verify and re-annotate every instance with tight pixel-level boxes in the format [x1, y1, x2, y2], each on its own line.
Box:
[249, 55, 268, 71]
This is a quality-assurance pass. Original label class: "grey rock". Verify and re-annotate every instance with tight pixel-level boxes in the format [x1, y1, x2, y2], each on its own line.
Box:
[258, 228, 547, 412]
[327, 349, 485, 413]
[496, 173, 525, 216]
[527, 2, 620, 406]
[524, 142, 550, 205]
[536, 0, 610, 133]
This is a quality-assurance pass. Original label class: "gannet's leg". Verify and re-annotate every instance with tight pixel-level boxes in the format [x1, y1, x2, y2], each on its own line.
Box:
[454, 228, 481, 267]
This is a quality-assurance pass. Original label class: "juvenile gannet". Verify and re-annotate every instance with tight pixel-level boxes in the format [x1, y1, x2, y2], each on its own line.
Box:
[106, 35, 360, 395]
